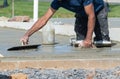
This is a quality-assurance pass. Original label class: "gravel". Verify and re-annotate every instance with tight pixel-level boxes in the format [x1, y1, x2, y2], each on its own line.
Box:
[0, 66, 120, 79]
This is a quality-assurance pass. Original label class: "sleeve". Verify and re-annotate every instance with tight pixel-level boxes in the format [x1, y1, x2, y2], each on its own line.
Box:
[50, 0, 61, 10]
[83, 0, 93, 6]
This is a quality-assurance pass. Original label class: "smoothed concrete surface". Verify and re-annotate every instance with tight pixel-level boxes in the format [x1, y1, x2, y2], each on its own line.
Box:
[0, 27, 120, 60]
[0, 18, 120, 70]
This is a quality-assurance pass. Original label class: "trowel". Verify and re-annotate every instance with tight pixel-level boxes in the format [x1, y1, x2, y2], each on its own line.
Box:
[7, 44, 41, 51]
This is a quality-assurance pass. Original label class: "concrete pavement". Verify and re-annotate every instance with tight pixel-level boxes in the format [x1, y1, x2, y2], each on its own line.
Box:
[105, 0, 120, 3]
[0, 18, 120, 41]
[0, 18, 120, 70]
[0, 27, 120, 70]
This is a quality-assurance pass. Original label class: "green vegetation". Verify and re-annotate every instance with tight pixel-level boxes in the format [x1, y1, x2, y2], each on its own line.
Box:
[108, 5, 120, 17]
[0, 0, 120, 18]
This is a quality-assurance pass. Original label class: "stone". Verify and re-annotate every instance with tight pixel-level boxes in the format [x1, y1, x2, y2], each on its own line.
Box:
[10, 73, 27, 79]
[8, 16, 30, 22]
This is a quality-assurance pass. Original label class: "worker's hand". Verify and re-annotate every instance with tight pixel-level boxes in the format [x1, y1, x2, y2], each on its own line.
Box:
[78, 40, 93, 48]
[83, 40, 92, 48]
[20, 35, 29, 45]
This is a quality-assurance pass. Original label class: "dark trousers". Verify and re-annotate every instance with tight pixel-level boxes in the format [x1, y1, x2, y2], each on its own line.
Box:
[74, 3, 110, 41]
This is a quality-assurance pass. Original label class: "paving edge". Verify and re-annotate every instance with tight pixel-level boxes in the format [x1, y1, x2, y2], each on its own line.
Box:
[0, 59, 120, 70]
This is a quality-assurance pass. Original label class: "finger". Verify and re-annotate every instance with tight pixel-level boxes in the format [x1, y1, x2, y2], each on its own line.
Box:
[21, 41, 24, 46]
[91, 44, 97, 48]
[23, 41, 28, 45]
[21, 40, 28, 46]
[21, 41, 26, 46]
[20, 39, 24, 46]
[78, 42, 84, 48]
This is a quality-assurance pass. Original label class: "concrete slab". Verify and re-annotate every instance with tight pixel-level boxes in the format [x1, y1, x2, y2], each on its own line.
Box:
[0, 18, 120, 70]
[0, 27, 120, 60]
[110, 28, 120, 41]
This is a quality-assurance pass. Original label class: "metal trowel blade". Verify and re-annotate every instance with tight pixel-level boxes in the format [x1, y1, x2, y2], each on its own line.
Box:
[7, 44, 41, 51]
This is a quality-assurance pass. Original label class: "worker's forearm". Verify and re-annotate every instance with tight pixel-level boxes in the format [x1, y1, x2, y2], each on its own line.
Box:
[24, 17, 47, 37]
[24, 8, 56, 37]
[85, 15, 95, 41]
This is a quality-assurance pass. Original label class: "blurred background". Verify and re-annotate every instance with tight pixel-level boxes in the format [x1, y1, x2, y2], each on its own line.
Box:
[0, 0, 120, 20]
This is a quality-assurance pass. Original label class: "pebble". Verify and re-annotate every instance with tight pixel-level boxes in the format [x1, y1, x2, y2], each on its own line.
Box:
[0, 66, 120, 79]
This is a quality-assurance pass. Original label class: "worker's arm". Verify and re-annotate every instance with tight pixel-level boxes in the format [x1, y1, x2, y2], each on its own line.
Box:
[83, 3, 95, 47]
[20, 7, 56, 45]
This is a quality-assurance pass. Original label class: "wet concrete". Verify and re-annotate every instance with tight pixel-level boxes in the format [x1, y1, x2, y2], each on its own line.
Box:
[1, 27, 120, 70]
[0, 27, 120, 62]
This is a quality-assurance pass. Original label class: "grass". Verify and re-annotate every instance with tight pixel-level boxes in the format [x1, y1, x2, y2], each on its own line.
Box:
[0, 0, 120, 18]
[108, 5, 120, 17]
